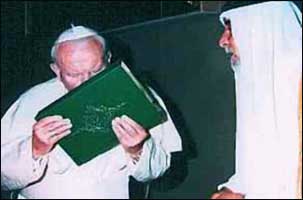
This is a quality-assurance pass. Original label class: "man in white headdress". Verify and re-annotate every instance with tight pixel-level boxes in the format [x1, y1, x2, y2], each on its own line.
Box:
[1, 25, 182, 199]
[211, 1, 302, 199]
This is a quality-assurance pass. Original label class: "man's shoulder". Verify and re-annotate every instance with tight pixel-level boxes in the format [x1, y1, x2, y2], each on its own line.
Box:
[16, 78, 65, 109]
[1, 78, 63, 120]
[21, 78, 61, 99]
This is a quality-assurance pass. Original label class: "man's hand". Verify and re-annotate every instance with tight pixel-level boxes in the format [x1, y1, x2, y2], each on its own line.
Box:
[112, 115, 149, 155]
[32, 115, 72, 159]
[211, 187, 244, 199]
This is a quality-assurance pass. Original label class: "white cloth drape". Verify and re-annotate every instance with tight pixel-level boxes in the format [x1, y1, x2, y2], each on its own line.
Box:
[218, 1, 302, 198]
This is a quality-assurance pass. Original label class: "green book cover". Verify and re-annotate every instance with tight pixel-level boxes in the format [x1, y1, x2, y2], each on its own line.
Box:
[35, 61, 167, 165]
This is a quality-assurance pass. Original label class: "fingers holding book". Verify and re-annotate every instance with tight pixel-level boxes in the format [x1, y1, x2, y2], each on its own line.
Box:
[112, 115, 149, 155]
[32, 115, 72, 159]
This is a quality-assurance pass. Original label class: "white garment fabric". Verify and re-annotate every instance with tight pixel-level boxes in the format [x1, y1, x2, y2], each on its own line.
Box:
[218, 1, 302, 198]
[1, 78, 182, 199]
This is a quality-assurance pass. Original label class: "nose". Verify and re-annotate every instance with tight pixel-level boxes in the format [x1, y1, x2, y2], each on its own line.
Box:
[218, 29, 230, 48]
[219, 34, 227, 48]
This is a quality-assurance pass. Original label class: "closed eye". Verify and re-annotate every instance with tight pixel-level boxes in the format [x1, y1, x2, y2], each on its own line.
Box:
[66, 73, 81, 78]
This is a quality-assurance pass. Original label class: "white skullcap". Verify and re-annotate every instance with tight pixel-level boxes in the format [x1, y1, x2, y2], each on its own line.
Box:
[54, 24, 98, 44]
[51, 24, 106, 61]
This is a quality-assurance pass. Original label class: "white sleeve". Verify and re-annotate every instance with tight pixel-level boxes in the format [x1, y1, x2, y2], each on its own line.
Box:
[1, 97, 48, 190]
[127, 88, 182, 182]
[217, 174, 245, 194]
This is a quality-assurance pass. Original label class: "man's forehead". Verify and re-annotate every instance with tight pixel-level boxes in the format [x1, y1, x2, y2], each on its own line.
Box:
[57, 37, 102, 52]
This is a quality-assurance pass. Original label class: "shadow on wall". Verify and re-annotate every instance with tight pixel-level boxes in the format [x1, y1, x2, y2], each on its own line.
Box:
[106, 35, 198, 199]
[105, 12, 236, 199]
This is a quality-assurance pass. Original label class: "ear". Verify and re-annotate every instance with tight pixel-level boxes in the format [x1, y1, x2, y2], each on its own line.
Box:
[50, 63, 61, 78]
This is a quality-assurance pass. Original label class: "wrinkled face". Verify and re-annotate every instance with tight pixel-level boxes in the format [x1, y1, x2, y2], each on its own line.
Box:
[51, 37, 105, 91]
[218, 19, 240, 66]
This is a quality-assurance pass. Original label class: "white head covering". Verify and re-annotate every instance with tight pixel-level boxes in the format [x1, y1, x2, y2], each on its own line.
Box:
[51, 25, 106, 61]
[219, 1, 302, 198]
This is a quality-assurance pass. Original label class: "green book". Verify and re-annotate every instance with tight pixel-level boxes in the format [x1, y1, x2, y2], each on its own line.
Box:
[35, 61, 167, 165]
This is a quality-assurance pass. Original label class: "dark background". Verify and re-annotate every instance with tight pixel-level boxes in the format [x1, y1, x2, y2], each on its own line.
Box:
[1, 1, 302, 199]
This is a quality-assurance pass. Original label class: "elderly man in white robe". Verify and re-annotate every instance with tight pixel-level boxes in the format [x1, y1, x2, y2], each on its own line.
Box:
[1, 26, 182, 199]
[211, 1, 302, 199]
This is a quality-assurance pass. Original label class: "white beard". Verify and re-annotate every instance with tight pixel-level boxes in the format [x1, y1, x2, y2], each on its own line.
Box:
[224, 47, 240, 72]
[224, 47, 232, 54]
[230, 54, 241, 72]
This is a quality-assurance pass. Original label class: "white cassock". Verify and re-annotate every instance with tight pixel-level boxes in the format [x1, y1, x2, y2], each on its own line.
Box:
[1, 77, 182, 199]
